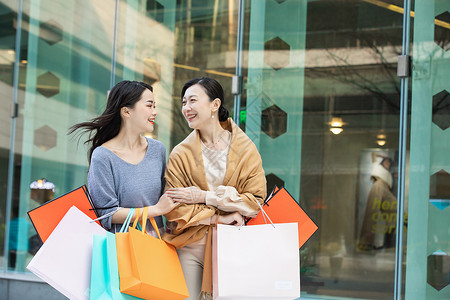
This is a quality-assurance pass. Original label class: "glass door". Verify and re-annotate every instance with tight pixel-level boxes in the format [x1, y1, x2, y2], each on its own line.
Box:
[241, 0, 405, 298]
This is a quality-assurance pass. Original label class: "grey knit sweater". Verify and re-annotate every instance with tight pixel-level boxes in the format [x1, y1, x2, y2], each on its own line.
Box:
[87, 137, 166, 233]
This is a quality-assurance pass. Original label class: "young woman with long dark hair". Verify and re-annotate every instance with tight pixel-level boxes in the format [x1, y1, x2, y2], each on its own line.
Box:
[69, 80, 177, 235]
[162, 77, 267, 299]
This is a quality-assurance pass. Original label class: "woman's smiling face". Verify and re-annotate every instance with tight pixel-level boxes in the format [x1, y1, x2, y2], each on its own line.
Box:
[127, 88, 157, 133]
[181, 84, 215, 129]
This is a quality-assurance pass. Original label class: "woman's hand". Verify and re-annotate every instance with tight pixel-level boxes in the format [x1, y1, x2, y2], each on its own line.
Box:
[215, 212, 244, 226]
[153, 194, 179, 216]
[166, 187, 206, 204]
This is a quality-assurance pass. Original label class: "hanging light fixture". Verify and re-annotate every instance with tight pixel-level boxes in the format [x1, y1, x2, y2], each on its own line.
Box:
[376, 133, 387, 146]
[329, 117, 345, 135]
[330, 127, 343, 135]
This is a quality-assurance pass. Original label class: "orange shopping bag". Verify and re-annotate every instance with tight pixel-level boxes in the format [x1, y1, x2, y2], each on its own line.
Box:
[247, 186, 318, 248]
[116, 208, 189, 300]
[27, 185, 99, 243]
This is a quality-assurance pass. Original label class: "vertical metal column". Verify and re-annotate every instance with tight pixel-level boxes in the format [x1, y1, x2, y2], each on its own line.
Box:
[110, 0, 119, 88]
[233, 0, 245, 126]
[3, 0, 24, 272]
[394, 0, 411, 299]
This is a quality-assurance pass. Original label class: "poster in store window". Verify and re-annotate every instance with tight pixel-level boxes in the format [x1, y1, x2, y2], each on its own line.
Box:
[356, 149, 399, 251]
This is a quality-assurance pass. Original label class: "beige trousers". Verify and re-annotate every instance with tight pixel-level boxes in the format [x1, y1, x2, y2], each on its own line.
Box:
[177, 235, 207, 300]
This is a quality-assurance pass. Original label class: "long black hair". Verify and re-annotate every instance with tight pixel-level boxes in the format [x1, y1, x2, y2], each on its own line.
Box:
[69, 80, 153, 163]
[181, 77, 230, 122]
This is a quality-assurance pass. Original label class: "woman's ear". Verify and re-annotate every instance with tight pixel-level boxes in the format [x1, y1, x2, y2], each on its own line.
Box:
[121, 107, 130, 118]
[211, 98, 221, 112]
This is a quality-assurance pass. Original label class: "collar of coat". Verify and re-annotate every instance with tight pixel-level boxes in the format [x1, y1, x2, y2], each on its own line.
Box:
[165, 117, 259, 192]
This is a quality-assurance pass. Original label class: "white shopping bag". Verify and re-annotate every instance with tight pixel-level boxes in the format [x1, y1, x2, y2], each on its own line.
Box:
[212, 223, 300, 300]
[27, 206, 106, 300]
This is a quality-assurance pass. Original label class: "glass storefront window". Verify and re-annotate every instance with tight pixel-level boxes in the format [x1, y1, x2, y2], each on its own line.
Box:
[3, 0, 115, 272]
[1, 0, 241, 273]
[3, 0, 448, 299]
[241, 0, 404, 299]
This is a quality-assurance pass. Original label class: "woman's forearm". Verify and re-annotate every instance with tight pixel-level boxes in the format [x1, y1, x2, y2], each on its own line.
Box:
[110, 207, 141, 224]
[110, 194, 177, 224]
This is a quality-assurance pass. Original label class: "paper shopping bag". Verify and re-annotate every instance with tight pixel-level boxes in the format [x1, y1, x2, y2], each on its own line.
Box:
[90, 233, 141, 300]
[27, 206, 106, 300]
[91, 235, 111, 299]
[247, 187, 318, 248]
[116, 208, 189, 300]
[28, 185, 99, 243]
[213, 223, 300, 300]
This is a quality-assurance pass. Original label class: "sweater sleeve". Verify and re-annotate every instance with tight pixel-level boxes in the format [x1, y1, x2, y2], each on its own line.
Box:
[205, 186, 258, 217]
[88, 150, 119, 230]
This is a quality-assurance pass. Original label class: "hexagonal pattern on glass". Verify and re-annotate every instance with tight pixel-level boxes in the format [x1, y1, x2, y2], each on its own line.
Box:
[37, 71, 60, 98]
[427, 250, 450, 291]
[146, 0, 164, 23]
[264, 37, 290, 70]
[435, 11, 450, 51]
[266, 173, 284, 193]
[430, 170, 450, 210]
[261, 105, 287, 138]
[34, 125, 57, 151]
[432, 90, 450, 130]
[39, 20, 63, 45]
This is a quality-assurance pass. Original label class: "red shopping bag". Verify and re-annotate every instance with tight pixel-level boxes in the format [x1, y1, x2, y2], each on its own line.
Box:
[247, 186, 318, 248]
[28, 185, 99, 243]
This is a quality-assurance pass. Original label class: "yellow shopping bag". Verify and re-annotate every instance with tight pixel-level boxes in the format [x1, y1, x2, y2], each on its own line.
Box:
[116, 207, 189, 300]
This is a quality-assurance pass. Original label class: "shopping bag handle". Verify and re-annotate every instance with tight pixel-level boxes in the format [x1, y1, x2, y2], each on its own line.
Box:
[256, 200, 275, 228]
[119, 208, 135, 233]
[90, 206, 120, 223]
[148, 217, 162, 240]
[140, 207, 149, 235]
[138, 207, 162, 240]
[238, 200, 275, 230]
[132, 208, 140, 229]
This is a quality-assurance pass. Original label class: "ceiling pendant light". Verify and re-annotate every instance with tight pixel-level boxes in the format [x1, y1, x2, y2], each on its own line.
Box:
[329, 117, 345, 135]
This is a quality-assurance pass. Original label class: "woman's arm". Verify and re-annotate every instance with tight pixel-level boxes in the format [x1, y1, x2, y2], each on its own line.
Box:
[166, 186, 258, 217]
[110, 193, 178, 224]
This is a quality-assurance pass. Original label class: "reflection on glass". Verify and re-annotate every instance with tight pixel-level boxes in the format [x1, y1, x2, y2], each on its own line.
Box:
[114, 0, 177, 149]
[113, 0, 239, 151]
[4, 0, 114, 272]
[1, 0, 241, 273]
[168, 0, 238, 148]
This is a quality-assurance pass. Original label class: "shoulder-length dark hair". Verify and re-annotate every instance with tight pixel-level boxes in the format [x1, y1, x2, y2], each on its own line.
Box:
[69, 80, 153, 163]
[181, 77, 230, 122]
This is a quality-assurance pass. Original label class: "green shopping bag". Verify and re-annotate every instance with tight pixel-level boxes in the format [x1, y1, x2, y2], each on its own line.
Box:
[90, 231, 142, 300]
